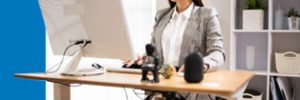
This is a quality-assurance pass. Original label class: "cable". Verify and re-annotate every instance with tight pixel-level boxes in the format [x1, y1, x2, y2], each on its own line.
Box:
[46, 40, 91, 73]
[133, 89, 144, 100]
[45, 43, 77, 73]
[195, 94, 199, 100]
[123, 88, 129, 100]
[208, 94, 214, 100]
[185, 93, 191, 99]
[45, 48, 79, 73]
[176, 93, 185, 100]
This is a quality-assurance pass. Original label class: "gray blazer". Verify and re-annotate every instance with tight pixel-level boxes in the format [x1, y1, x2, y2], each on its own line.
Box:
[151, 6, 225, 72]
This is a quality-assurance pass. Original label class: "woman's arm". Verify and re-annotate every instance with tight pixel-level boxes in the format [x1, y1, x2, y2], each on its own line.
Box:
[203, 8, 225, 72]
[151, 8, 170, 44]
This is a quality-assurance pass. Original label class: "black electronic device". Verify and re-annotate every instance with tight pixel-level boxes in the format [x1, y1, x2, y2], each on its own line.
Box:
[91, 63, 104, 69]
[184, 52, 204, 83]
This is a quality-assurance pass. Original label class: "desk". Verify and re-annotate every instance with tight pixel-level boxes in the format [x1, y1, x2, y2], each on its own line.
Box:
[15, 70, 254, 100]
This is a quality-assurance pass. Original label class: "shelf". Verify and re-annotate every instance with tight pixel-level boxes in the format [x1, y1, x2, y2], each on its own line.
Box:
[236, 70, 268, 76]
[235, 33, 268, 72]
[270, 72, 300, 78]
[235, 71, 300, 77]
[231, 0, 300, 100]
[234, 0, 269, 30]
[233, 29, 269, 33]
[246, 76, 267, 100]
[272, 0, 300, 31]
[233, 30, 300, 33]
[255, 71, 269, 76]
[271, 30, 300, 33]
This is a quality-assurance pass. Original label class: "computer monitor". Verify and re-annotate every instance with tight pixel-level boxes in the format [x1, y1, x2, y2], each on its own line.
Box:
[40, 0, 134, 75]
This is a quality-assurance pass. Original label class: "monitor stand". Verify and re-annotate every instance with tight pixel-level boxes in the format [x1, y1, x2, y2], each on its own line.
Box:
[60, 48, 105, 76]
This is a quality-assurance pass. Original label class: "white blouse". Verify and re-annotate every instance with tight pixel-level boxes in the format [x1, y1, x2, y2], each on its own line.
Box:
[162, 3, 194, 66]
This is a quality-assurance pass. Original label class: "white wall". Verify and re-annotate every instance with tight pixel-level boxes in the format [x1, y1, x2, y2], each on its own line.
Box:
[202, 0, 231, 70]
[156, 0, 231, 69]
[156, 0, 169, 11]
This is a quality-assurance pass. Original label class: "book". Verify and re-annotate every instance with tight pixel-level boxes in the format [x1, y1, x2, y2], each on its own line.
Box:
[276, 77, 292, 100]
[270, 76, 284, 100]
[270, 77, 278, 100]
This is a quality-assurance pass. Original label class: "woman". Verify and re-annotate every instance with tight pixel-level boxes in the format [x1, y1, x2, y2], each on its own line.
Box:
[125, 0, 225, 99]
[126, 0, 225, 72]
[125, 0, 225, 75]
[150, 0, 225, 73]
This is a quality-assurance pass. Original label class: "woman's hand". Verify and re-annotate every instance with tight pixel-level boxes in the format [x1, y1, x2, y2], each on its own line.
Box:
[178, 64, 208, 73]
[178, 65, 185, 73]
[122, 56, 143, 68]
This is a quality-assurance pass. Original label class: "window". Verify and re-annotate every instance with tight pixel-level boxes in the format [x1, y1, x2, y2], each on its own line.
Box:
[122, 0, 156, 56]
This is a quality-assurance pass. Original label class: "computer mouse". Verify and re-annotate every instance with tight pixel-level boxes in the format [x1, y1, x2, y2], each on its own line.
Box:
[92, 63, 103, 69]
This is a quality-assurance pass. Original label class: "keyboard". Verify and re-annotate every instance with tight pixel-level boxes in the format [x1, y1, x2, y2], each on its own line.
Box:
[105, 64, 141, 74]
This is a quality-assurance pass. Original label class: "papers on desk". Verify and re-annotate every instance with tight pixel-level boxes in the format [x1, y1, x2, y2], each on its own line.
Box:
[270, 76, 293, 100]
[201, 82, 220, 88]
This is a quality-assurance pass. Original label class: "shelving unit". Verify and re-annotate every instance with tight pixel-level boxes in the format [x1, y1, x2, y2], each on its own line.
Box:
[230, 0, 300, 100]
[270, 73, 300, 78]
[233, 29, 269, 33]
[271, 30, 300, 33]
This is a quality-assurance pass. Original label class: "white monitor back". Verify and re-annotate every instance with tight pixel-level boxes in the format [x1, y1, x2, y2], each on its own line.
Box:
[40, 0, 134, 60]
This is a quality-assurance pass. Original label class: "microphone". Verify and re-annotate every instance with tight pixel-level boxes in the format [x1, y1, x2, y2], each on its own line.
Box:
[184, 52, 204, 83]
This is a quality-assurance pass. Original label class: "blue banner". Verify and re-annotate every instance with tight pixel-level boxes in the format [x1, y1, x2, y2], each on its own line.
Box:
[0, 0, 45, 100]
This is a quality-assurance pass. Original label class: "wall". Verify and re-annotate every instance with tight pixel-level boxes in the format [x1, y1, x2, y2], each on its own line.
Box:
[156, 0, 231, 70]
[202, 0, 231, 70]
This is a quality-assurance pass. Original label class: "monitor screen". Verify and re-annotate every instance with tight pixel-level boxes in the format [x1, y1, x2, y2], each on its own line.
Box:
[40, 0, 134, 60]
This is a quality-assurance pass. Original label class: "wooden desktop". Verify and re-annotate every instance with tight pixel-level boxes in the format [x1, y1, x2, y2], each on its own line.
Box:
[15, 70, 254, 100]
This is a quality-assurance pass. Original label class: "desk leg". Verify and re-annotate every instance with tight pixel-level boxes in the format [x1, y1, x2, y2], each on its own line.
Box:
[225, 82, 249, 100]
[54, 83, 70, 100]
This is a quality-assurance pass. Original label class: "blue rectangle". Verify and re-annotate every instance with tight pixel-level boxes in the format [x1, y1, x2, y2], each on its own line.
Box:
[0, 0, 45, 100]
